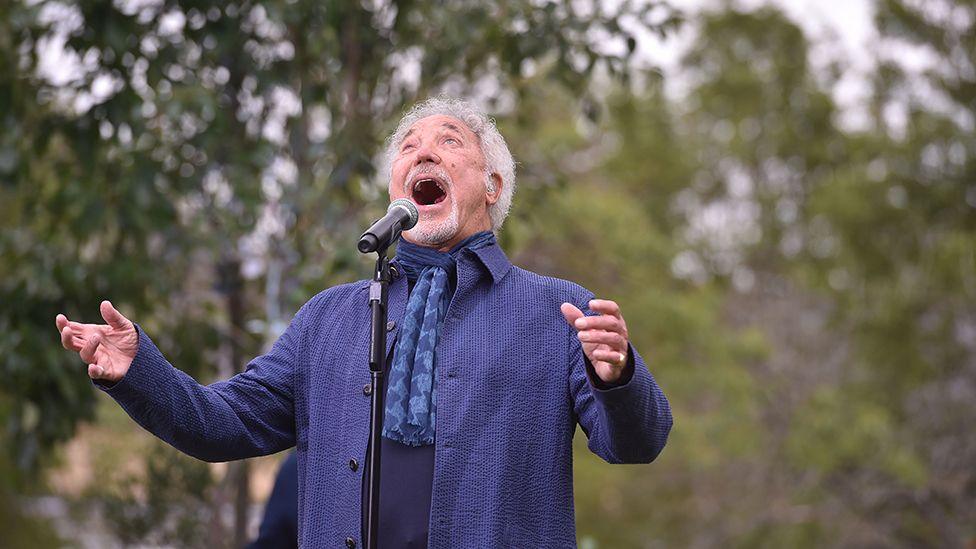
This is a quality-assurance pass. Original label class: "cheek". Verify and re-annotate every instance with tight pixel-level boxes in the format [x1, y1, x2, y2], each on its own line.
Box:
[390, 165, 409, 192]
[460, 181, 486, 209]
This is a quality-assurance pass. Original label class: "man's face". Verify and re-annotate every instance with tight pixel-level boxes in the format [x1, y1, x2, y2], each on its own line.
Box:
[389, 114, 500, 251]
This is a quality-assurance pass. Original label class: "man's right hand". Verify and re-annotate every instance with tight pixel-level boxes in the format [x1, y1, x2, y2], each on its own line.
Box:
[56, 300, 138, 383]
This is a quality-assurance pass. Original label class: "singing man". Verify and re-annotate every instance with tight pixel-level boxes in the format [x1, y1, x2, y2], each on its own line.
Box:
[56, 97, 672, 548]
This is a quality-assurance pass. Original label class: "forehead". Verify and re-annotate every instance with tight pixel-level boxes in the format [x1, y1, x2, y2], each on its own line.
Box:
[402, 114, 477, 141]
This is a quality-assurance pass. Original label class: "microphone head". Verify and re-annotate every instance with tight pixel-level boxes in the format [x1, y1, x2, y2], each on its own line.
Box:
[388, 198, 419, 230]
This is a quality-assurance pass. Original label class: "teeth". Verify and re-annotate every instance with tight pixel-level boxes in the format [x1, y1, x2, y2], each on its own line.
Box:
[414, 178, 436, 191]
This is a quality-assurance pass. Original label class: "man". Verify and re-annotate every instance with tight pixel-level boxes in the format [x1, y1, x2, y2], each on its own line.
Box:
[248, 451, 299, 549]
[56, 97, 672, 548]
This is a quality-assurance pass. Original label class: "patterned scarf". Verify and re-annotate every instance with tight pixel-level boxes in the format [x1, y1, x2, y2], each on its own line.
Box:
[382, 230, 496, 446]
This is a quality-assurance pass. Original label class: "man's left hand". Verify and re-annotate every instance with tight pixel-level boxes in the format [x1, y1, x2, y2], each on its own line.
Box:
[560, 299, 631, 385]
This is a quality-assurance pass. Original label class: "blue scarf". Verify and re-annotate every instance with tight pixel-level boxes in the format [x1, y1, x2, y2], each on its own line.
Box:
[382, 231, 496, 446]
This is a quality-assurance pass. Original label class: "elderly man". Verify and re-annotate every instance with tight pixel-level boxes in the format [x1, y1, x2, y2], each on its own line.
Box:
[56, 97, 672, 548]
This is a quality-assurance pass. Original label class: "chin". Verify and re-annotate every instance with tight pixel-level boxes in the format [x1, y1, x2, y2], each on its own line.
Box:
[404, 196, 460, 247]
[405, 224, 457, 247]
[405, 217, 460, 247]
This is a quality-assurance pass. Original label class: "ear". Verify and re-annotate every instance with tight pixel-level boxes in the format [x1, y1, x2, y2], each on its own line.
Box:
[486, 173, 503, 206]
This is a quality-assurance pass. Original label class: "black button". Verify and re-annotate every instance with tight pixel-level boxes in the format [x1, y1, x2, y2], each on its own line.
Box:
[345, 537, 357, 548]
[348, 458, 358, 471]
[386, 320, 396, 332]
[362, 383, 372, 396]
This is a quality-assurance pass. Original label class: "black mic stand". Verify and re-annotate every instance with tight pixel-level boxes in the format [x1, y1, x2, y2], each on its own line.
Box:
[365, 249, 391, 549]
[358, 202, 415, 549]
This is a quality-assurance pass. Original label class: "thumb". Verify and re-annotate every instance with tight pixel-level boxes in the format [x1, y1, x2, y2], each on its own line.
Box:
[100, 300, 132, 330]
[560, 302, 584, 329]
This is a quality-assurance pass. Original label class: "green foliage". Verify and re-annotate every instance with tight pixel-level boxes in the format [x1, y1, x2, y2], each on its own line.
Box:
[680, 7, 845, 275]
[550, 3, 971, 546]
[0, 498, 65, 548]
[786, 387, 926, 485]
[83, 440, 215, 547]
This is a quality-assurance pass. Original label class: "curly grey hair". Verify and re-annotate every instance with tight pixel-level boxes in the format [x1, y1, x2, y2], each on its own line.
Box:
[383, 97, 517, 232]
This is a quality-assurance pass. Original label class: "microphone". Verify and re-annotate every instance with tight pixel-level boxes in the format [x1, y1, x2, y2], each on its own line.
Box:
[358, 199, 419, 254]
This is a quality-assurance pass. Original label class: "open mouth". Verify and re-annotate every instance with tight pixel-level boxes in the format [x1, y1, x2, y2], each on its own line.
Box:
[412, 178, 447, 206]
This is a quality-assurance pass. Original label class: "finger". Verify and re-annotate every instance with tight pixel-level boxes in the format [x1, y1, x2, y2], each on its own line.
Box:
[61, 326, 83, 352]
[79, 333, 101, 363]
[592, 348, 627, 366]
[577, 330, 627, 349]
[58, 315, 94, 337]
[87, 363, 106, 379]
[573, 315, 622, 332]
[588, 299, 622, 319]
[100, 300, 131, 330]
[67, 320, 96, 334]
[560, 302, 584, 328]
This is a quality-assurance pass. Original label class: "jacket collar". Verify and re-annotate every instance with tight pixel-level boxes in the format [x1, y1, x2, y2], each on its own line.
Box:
[389, 237, 512, 285]
[469, 241, 512, 285]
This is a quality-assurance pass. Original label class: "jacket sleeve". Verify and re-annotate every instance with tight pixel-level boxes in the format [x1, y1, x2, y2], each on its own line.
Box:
[568, 296, 673, 464]
[98, 305, 306, 462]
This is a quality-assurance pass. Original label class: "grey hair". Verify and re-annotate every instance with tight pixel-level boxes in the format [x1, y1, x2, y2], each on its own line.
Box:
[383, 97, 517, 232]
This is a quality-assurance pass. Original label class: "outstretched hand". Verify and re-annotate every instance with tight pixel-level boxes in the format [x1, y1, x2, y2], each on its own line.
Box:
[560, 299, 631, 384]
[56, 300, 138, 383]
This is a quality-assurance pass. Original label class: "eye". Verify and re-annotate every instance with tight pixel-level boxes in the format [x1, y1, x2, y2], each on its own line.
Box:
[400, 142, 416, 152]
[443, 137, 460, 146]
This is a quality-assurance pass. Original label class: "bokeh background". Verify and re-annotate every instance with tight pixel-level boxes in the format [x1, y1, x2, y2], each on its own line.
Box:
[2, 0, 974, 547]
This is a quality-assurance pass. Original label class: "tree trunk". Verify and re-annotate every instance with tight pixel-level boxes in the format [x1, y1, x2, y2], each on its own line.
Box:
[218, 255, 250, 548]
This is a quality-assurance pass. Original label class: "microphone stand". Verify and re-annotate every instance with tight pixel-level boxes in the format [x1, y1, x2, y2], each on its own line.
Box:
[358, 201, 415, 549]
[365, 249, 391, 549]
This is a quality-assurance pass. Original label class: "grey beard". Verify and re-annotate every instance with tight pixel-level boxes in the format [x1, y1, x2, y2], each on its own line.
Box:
[404, 202, 459, 246]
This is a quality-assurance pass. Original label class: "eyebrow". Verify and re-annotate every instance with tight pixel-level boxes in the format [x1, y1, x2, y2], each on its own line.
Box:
[441, 122, 463, 134]
[402, 122, 465, 141]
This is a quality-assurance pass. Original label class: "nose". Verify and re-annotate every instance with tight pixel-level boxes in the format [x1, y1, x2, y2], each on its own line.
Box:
[414, 142, 441, 165]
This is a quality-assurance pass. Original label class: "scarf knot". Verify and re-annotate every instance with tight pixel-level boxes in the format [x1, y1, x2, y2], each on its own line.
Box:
[382, 231, 495, 446]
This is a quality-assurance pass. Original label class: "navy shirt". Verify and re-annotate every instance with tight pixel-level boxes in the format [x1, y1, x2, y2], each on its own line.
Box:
[363, 434, 435, 547]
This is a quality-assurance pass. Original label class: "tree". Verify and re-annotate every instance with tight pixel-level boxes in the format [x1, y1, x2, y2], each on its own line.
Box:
[787, 0, 976, 544]
[2, 0, 679, 545]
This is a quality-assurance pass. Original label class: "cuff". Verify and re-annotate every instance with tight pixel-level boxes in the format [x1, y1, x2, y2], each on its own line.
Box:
[584, 342, 655, 419]
[95, 324, 172, 402]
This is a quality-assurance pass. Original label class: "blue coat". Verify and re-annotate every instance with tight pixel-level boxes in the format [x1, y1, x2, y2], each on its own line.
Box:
[101, 242, 672, 548]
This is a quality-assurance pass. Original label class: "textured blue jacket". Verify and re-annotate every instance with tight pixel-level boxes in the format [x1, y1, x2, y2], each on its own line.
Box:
[101, 242, 672, 548]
